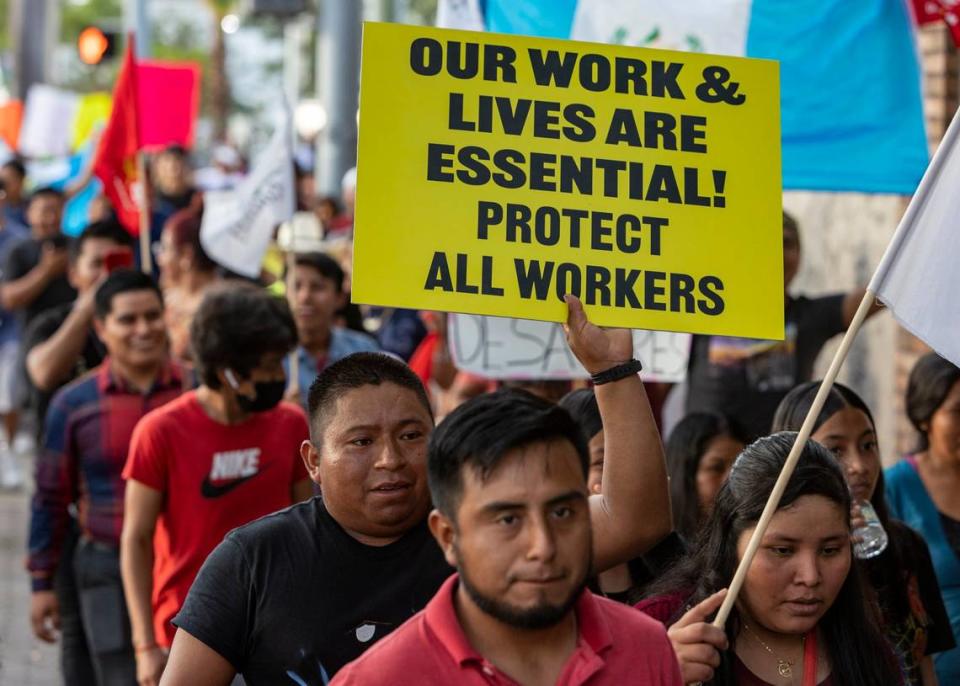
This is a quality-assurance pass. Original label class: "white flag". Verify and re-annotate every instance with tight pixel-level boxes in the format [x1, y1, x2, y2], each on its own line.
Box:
[870, 108, 960, 368]
[200, 114, 295, 279]
[571, 0, 752, 56]
[19, 85, 79, 158]
[436, 0, 485, 30]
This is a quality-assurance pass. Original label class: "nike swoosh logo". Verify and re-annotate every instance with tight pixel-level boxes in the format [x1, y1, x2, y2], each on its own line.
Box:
[200, 473, 258, 498]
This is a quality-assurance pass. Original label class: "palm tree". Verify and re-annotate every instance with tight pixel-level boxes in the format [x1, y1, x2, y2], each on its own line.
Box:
[206, 0, 234, 142]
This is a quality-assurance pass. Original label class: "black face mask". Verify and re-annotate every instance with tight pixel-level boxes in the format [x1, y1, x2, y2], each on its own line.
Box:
[234, 379, 286, 414]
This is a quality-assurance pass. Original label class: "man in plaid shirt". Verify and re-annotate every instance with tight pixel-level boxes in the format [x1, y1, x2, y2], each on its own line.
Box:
[27, 269, 184, 685]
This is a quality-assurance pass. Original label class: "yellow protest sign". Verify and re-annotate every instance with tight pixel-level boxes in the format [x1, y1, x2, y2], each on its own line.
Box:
[71, 92, 112, 151]
[353, 22, 783, 338]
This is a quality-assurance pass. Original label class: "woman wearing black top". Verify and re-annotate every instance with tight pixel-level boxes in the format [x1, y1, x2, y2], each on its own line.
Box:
[772, 381, 955, 686]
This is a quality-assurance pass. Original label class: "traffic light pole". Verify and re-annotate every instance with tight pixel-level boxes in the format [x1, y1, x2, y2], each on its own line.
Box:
[124, 0, 151, 59]
[314, 0, 362, 198]
[9, 0, 49, 100]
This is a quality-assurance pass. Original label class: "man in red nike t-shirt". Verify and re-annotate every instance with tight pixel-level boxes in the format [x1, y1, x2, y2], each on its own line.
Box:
[120, 284, 313, 686]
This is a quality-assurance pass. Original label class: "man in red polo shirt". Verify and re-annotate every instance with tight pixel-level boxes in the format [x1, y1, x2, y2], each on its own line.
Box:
[332, 298, 682, 686]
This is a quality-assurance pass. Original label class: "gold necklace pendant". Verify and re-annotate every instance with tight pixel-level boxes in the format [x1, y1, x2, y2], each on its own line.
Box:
[742, 622, 799, 681]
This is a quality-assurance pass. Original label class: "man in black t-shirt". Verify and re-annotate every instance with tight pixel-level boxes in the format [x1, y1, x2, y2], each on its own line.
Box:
[685, 212, 882, 439]
[161, 297, 672, 685]
[0, 187, 74, 329]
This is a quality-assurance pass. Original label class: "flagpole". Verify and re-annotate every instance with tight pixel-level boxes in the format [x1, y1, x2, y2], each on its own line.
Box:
[286, 248, 300, 400]
[713, 288, 877, 628]
[137, 151, 151, 274]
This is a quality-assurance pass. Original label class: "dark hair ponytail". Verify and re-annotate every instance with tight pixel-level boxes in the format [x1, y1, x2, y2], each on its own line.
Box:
[645, 432, 899, 686]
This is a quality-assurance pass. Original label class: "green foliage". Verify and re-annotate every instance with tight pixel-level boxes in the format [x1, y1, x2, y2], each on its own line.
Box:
[0, 0, 9, 51]
[60, 0, 123, 42]
[408, 0, 438, 24]
[206, 0, 236, 19]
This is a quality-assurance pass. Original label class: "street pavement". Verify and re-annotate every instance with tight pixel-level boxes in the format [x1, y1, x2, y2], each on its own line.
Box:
[0, 448, 59, 685]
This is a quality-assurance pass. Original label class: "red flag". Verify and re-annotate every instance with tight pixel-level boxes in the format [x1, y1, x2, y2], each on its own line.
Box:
[136, 61, 200, 150]
[93, 37, 142, 234]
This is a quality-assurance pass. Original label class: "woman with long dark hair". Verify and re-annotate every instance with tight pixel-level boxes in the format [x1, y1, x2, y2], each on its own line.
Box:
[772, 381, 953, 686]
[886, 352, 960, 684]
[666, 412, 746, 541]
[638, 433, 901, 685]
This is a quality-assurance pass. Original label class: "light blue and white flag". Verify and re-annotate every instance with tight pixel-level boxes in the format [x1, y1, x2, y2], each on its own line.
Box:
[438, 0, 928, 194]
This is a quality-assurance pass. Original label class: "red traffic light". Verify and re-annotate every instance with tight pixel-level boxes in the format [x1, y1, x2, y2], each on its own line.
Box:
[78, 26, 114, 65]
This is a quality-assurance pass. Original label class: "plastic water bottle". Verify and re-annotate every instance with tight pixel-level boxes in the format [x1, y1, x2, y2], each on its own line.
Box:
[853, 500, 889, 559]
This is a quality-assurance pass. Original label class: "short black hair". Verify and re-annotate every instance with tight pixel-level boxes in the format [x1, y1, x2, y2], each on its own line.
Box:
[317, 195, 341, 214]
[291, 252, 344, 292]
[907, 352, 960, 450]
[72, 218, 134, 262]
[307, 352, 432, 443]
[783, 210, 799, 236]
[558, 388, 602, 441]
[190, 283, 298, 389]
[28, 186, 65, 206]
[2, 158, 26, 178]
[159, 144, 189, 160]
[428, 389, 588, 518]
[94, 269, 163, 318]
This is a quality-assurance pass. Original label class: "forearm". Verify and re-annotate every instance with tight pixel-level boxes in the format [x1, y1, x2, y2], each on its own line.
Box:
[920, 656, 939, 686]
[26, 447, 74, 590]
[64, 169, 94, 201]
[27, 308, 93, 391]
[2, 268, 50, 310]
[122, 533, 158, 647]
[592, 374, 671, 570]
[842, 288, 884, 327]
[431, 336, 457, 389]
[26, 497, 68, 591]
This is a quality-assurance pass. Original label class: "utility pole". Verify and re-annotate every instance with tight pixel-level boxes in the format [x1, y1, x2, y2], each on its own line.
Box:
[9, 0, 49, 100]
[380, 0, 395, 22]
[284, 18, 304, 110]
[124, 0, 151, 59]
[314, 0, 362, 197]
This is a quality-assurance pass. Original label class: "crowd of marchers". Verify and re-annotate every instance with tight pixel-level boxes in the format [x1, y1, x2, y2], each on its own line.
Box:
[0, 150, 958, 686]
